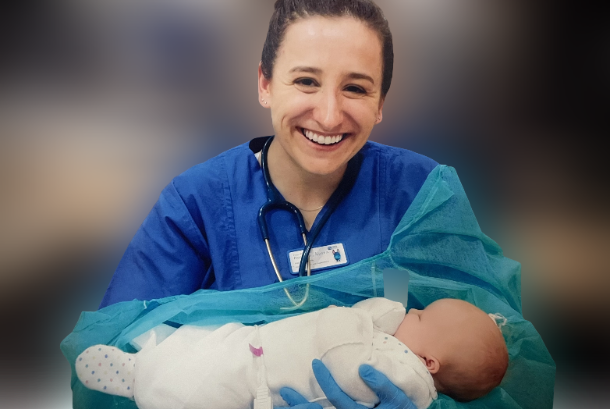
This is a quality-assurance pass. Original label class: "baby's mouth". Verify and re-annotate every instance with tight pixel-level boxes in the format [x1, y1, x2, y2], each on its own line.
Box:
[300, 128, 345, 145]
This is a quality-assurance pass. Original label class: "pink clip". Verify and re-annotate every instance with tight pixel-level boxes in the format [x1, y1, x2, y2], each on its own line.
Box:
[249, 344, 264, 357]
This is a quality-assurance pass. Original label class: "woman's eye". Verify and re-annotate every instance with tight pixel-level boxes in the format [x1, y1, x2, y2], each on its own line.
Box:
[345, 85, 366, 94]
[295, 78, 318, 87]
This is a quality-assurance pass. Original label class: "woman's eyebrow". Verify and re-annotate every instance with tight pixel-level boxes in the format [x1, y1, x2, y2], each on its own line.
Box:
[347, 73, 375, 84]
[288, 67, 375, 84]
[289, 66, 322, 74]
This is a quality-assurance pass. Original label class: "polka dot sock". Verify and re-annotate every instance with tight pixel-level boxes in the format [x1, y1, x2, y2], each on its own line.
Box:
[75, 345, 136, 399]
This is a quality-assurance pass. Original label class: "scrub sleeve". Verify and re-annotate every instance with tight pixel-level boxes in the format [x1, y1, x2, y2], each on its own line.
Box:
[100, 138, 438, 308]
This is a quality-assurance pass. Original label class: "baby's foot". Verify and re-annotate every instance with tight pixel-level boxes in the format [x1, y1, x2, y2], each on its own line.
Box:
[75, 345, 136, 399]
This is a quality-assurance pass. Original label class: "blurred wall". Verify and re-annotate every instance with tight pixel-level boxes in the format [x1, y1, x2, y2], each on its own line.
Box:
[0, 1, 608, 407]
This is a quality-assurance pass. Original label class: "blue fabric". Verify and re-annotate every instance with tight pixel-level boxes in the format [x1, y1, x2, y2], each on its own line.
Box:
[62, 165, 555, 409]
[99, 139, 438, 307]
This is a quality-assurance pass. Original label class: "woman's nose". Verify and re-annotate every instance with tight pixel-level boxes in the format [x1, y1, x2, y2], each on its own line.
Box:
[314, 90, 343, 131]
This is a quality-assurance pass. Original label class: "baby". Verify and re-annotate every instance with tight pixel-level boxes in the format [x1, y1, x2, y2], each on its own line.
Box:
[75, 298, 508, 409]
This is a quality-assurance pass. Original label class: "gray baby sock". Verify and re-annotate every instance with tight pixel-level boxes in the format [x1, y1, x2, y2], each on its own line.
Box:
[75, 345, 136, 399]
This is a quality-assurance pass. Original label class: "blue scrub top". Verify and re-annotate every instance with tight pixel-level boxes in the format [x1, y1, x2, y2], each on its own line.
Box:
[99, 137, 438, 308]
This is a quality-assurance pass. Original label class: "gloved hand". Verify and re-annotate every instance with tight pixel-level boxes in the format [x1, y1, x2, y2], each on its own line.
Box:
[276, 359, 417, 409]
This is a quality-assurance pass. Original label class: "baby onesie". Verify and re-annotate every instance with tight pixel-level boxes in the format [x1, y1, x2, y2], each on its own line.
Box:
[76, 297, 437, 409]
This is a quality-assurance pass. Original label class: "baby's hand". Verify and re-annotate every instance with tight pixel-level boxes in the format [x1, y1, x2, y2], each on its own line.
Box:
[327, 305, 338, 309]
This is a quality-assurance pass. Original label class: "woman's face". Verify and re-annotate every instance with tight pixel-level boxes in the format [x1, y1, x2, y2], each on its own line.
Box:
[258, 16, 384, 177]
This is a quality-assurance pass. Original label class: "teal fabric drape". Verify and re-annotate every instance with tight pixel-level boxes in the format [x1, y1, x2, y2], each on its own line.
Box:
[61, 165, 555, 409]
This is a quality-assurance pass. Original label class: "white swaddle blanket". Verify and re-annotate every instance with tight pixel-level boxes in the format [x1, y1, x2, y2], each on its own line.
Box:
[76, 298, 437, 409]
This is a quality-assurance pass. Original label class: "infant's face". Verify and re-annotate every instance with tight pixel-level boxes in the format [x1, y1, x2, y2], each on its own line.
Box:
[394, 299, 501, 371]
[393, 300, 452, 361]
[393, 299, 487, 365]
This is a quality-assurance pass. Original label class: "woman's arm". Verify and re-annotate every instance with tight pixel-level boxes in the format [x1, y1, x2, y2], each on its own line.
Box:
[99, 180, 212, 308]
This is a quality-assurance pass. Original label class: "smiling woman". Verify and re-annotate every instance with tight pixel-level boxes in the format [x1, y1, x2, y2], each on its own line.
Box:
[99, 0, 434, 310]
[91, 1, 552, 409]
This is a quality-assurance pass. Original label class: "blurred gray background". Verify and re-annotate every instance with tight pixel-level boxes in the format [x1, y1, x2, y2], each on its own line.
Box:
[1, 0, 608, 408]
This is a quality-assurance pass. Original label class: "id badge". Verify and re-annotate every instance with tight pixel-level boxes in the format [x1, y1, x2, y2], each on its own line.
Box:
[287, 243, 348, 274]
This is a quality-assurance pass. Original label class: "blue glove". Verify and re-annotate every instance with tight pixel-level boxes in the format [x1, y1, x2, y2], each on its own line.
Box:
[276, 359, 417, 409]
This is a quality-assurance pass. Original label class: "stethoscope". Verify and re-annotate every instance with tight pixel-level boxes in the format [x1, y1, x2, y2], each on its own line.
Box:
[257, 136, 362, 308]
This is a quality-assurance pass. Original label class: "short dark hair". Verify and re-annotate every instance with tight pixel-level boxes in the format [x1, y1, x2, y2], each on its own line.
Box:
[261, 0, 393, 99]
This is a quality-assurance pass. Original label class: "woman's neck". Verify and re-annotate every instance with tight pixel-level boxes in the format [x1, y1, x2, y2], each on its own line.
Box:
[267, 139, 346, 215]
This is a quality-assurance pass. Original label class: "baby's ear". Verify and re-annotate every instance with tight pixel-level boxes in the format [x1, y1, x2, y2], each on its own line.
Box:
[423, 355, 440, 374]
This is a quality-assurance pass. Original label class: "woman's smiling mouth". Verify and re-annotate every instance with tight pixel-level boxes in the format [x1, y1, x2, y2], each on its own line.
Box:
[300, 128, 345, 145]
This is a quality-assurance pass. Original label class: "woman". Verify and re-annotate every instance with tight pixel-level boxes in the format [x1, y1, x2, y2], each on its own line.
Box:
[99, 1, 459, 408]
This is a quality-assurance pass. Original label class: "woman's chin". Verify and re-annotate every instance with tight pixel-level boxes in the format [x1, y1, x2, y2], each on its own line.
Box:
[297, 159, 348, 178]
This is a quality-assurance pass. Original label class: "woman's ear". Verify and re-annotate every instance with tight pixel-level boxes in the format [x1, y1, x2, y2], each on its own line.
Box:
[375, 98, 384, 124]
[422, 354, 440, 374]
[258, 62, 271, 109]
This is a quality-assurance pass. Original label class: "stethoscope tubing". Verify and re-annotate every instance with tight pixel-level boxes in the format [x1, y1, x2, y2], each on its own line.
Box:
[257, 136, 362, 308]
[258, 137, 311, 308]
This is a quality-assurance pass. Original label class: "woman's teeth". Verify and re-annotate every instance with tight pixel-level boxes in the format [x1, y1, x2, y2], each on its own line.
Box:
[303, 129, 344, 145]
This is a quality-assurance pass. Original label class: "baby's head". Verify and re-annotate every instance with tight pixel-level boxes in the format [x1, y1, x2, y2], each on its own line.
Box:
[394, 299, 508, 401]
